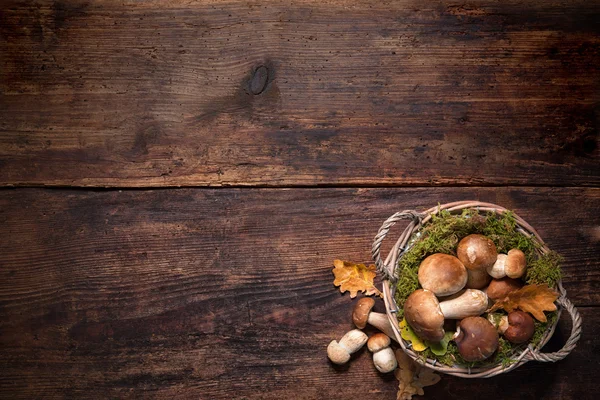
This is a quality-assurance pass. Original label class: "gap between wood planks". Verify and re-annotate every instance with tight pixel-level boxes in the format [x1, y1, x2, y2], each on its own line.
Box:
[0, 183, 599, 191]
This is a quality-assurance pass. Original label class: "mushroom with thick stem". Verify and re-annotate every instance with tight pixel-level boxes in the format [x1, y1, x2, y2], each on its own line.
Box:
[367, 333, 397, 373]
[404, 289, 488, 342]
[457, 234, 498, 271]
[486, 277, 523, 302]
[488, 311, 535, 344]
[418, 253, 468, 296]
[327, 329, 368, 365]
[487, 249, 527, 279]
[352, 297, 397, 341]
[454, 316, 499, 362]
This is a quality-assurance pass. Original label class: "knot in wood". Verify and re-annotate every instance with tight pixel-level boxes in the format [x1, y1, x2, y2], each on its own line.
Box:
[249, 66, 269, 95]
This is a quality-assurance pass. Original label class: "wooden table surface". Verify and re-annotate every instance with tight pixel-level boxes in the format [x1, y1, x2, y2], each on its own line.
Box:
[1, 1, 599, 399]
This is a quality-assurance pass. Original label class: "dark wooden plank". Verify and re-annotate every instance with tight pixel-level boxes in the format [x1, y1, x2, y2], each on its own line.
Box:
[0, 187, 598, 398]
[1, 0, 599, 187]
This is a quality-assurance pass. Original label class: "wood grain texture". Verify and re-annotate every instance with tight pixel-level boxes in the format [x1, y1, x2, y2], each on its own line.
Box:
[1, 187, 598, 398]
[1, 0, 599, 187]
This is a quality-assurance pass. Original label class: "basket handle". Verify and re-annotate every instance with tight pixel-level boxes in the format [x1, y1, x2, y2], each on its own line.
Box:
[372, 210, 423, 282]
[524, 292, 583, 363]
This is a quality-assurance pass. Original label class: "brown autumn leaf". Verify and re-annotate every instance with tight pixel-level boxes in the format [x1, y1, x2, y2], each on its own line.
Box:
[332, 260, 382, 298]
[395, 349, 441, 400]
[488, 284, 558, 322]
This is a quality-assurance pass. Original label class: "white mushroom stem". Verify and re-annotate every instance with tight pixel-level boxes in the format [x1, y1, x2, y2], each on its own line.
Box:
[367, 312, 399, 342]
[487, 314, 510, 334]
[327, 329, 368, 365]
[438, 289, 489, 319]
[372, 347, 397, 373]
[487, 254, 508, 279]
[339, 329, 369, 353]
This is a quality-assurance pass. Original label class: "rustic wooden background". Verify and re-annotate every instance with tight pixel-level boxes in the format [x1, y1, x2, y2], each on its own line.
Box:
[1, 0, 599, 399]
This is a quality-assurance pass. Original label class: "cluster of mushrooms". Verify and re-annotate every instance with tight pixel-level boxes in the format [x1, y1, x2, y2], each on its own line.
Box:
[327, 296, 400, 373]
[406, 234, 534, 362]
[327, 233, 537, 372]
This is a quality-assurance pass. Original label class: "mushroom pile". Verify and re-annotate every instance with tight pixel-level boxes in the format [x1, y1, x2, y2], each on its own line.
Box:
[404, 234, 535, 362]
[327, 297, 399, 373]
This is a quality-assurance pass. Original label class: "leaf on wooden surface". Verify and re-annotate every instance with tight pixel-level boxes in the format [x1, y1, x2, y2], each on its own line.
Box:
[332, 260, 383, 298]
[399, 319, 428, 351]
[395, 350, 441, 400]
[488, 284, 558, 322]
[426, 331, 455, 356]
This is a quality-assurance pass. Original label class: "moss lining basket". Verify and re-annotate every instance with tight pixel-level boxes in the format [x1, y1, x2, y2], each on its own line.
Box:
[371, 201, 582, 378]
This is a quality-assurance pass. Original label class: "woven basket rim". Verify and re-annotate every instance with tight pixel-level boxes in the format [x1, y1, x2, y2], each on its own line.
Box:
[372, 201, 581, 378]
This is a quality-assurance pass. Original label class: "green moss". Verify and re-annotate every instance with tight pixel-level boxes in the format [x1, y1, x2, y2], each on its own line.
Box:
[526, 252, 563, 287]
[394, 208, 561, 368]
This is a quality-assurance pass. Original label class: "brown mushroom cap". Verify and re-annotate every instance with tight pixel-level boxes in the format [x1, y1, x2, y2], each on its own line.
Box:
[367, 333, 391, 352]
[505, 249, 527, 279]
[454, 316, 499, 362]
[418, 253, 468, 296]
[352, 297, 375, 329]
[487, 277, 524, 302]
[465, 268, 492, 289]
[504, 311, 535, 344]
[457, 234, 498, 271]
[404, 289, 445, 342]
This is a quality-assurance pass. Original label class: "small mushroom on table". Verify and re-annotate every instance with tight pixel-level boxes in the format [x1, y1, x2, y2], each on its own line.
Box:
[353, 297, 397, 340]
[367, 333, 397, 373]
[487, 249, 527, 279]
[457, 234, 497, 289]
[327, 329, 368, 365]
[404, 289, 488, 342]
[454, 316, 499, 362]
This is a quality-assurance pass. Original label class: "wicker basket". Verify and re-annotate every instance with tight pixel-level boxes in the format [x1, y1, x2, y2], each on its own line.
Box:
[371, 201, 582, 378]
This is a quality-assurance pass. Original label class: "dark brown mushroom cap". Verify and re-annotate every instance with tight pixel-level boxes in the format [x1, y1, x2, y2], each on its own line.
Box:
[504, 311, 535, 344]
[505, 249, 527, 279]
[352, 297, 376, 329]
[457, 234, 498, 271]
[404, 289, 445, 342]
[418, 253, 468, 296]
[455, 316, 499, 362]
[487, 277, 524, 302]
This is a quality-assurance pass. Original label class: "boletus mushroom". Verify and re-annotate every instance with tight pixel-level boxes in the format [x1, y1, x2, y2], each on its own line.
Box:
[486, 277, 523, 302]
[487, 249, 527, 279]
[418, 253, 468, 296]
[327, 329, 368, 365]
[352, 297, 396, 340]
[454, 316, 499, 362]
[457, 234, 497, 289]
[465, 268, 492, 290]
[488, 311, 535, 344]
[404, 289, 488, 342]
[457, 234, 498, 270]
[367, 333, 397, 373]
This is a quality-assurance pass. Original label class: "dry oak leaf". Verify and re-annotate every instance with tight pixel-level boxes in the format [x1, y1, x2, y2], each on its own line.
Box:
[394, 349, 441, 400]
[488, 283, 558, 322]
[332, 260, 383, 298]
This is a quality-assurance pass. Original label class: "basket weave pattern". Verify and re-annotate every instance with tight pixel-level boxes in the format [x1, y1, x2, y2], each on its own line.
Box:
[371, 201, 582, 378]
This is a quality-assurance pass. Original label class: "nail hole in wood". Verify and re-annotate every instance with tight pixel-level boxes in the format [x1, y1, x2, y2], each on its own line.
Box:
[249, 66, 269, 95]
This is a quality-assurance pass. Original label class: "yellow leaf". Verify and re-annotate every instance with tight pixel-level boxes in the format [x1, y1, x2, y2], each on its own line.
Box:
[395, 350, 441, 400]
[488, 284, 558, 322]
[426, 331, 454, 356]
[399, 319, 428, 352]
[332, 260, 383, 298]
